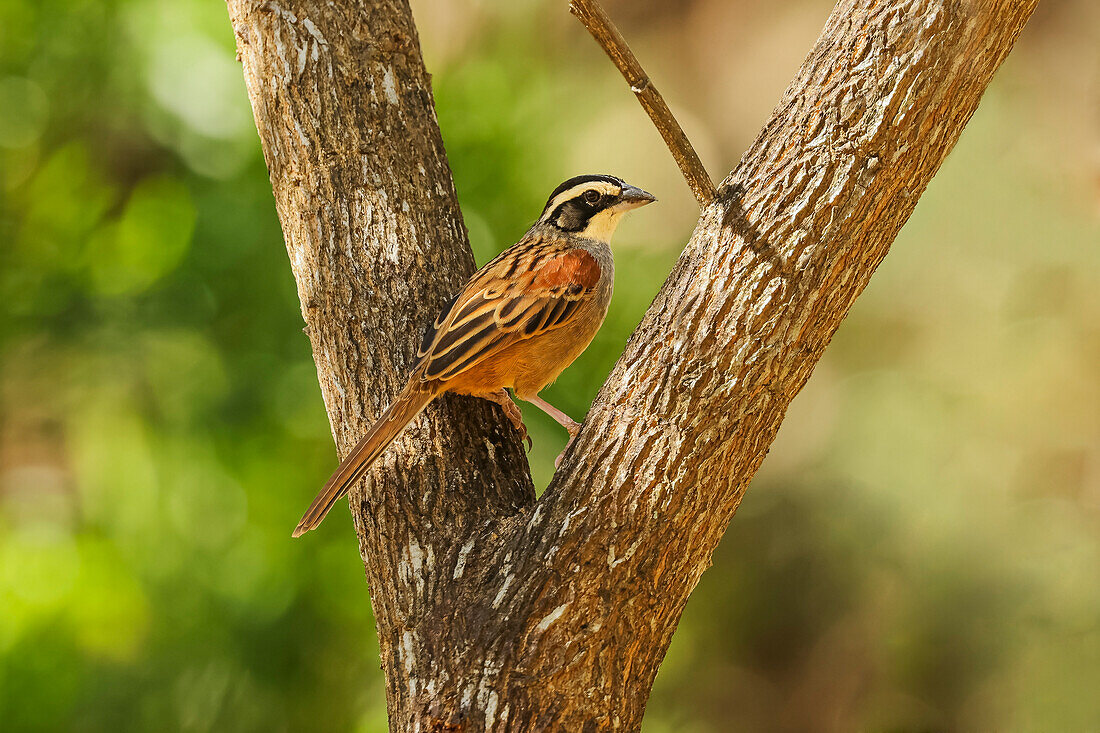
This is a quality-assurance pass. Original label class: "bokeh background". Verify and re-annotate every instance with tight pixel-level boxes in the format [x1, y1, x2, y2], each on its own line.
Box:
[1, 0, 1098, 730]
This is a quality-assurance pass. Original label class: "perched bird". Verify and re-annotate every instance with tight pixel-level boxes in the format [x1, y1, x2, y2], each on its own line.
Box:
[293, 174, 656, 537]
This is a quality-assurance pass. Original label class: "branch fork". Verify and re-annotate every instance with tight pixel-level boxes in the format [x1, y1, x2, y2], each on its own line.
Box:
[226, 0, 1039, 726]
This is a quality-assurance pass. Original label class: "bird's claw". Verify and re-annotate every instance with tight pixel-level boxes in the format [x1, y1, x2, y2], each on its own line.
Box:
[506, 414, 532, 451]
[486, 390, 532, 451]
[508, 412, 532, 451]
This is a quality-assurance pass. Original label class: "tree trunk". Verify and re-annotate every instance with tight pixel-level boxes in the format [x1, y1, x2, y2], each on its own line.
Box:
[226, 0, 1037, 729]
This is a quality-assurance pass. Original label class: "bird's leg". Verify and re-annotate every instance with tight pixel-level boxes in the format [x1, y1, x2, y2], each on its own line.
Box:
[479, 389, 531, 450]
[526, 394, 581, 435]
[525, 394, 582, 468]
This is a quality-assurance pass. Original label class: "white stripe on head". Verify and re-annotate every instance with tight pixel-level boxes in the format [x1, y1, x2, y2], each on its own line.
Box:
[538, 179, 623, 224]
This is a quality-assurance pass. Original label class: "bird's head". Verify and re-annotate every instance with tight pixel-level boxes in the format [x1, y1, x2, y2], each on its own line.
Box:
[537, 174, 656, 243]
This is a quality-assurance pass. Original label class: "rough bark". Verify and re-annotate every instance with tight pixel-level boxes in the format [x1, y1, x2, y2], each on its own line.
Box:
[225, 0, 533, 718]
[227, 0, 1037, 730]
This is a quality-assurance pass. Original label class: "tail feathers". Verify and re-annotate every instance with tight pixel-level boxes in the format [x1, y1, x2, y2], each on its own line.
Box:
[293, 384, 436, 537]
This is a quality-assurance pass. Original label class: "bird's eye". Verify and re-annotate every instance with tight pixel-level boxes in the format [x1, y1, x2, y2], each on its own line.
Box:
[583, 190, 600, 205]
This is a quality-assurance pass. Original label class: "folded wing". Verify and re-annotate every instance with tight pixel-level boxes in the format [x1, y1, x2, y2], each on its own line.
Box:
[417, 239, 601, 383]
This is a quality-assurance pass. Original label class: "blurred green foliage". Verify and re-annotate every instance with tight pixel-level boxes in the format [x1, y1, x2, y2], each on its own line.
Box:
[1, 0, 1098, 731]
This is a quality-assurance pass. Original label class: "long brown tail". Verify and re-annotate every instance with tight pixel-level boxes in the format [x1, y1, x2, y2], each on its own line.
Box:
[292, 383, 437, 537]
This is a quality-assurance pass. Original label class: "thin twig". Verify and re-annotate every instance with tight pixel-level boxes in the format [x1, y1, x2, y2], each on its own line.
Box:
[569, 0, 718, 206]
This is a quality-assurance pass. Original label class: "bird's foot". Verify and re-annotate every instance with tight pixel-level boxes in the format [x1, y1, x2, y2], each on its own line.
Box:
[481, 389, 532, 450]
[554, 420, 582, 469]
[523, 394, 582, 467]
[502, 400, 533, 451]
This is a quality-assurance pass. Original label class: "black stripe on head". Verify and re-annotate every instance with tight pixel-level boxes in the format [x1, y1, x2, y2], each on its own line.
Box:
[542, 174, 625, 214]
[541, 174, 627, 232]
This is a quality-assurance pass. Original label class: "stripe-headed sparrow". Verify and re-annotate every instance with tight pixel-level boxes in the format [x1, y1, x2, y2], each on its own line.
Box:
[294, 174, 656, 536]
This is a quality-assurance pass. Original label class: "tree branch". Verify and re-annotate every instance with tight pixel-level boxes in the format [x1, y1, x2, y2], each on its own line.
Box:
[228, 0, 1038, 729]
[226, 0, 534, 721]
[569, 0, 718, 206]
[502, 0, 1038, 725]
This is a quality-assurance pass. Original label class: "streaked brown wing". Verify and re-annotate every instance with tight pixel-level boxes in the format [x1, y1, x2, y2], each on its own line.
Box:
[416, 237, 600, 383]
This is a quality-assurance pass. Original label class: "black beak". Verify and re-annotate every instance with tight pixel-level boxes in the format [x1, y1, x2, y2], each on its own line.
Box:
[619, 184, 657, 207]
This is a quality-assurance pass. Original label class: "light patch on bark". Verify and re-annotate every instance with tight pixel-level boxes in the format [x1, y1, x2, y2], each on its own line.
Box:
[407, 538, 427, 574]
[401, 630, 417, 677]
[292, 116, 310, 147]
[535, 603, 570, 632]
[382, 67, 400, 105]
[483, 690, 499, 730]
[461, 683, 474, 710]
[301, 17, 325, 46]
[492, 572, 514, 608]
[453, 536, 475, 580]
[607, 537, 643, 569]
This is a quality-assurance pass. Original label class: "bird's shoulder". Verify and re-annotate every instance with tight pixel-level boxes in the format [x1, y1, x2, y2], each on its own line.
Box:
[414, 233, 603, 368]
[472, 231, 603, 299]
